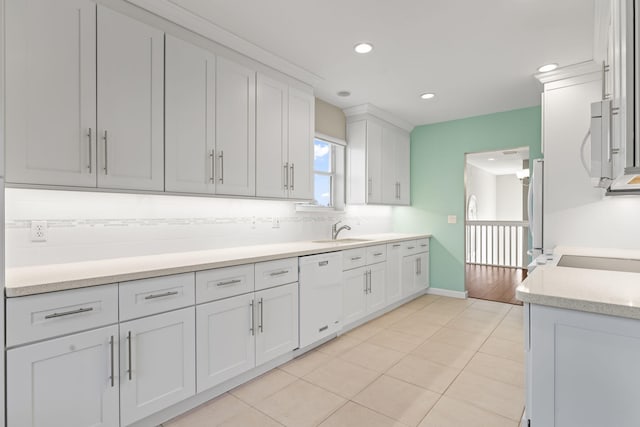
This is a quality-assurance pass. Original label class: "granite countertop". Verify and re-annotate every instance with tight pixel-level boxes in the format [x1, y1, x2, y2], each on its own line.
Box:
[517, 246, 640, 320]
[5, 233, 431, 297]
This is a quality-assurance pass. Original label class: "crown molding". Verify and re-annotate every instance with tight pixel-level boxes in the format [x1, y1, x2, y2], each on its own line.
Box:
[343, 104, 414, 133]
[534, 60, 601, 84]
[126, 0, 323, 86]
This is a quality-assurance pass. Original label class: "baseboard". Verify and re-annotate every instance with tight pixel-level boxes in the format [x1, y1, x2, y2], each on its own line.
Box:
[426, 287, 468, 299]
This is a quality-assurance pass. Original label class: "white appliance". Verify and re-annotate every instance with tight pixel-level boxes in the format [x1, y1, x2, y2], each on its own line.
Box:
[298, 252, 343, 348]
[528, 159, 544, 267]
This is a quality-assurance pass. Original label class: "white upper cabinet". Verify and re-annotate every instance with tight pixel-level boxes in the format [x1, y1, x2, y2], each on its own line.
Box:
[347, 117, 410, 206]
[216, 57, 256, 196]
[97, 6, 164, 191]
[5, 0, 97, 187]
[165, 35, 216, 194]
[256, 73, 314, 200]
[287, 87, 314, 200]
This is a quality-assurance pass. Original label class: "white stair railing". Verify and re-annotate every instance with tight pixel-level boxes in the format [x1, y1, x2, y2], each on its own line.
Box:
[465, 221, 529, 268]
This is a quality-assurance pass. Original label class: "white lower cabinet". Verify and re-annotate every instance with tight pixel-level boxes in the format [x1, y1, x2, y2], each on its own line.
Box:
[119, 307, 196, 426]
[196, 282, 298, 393]
[7, 325, 120, 427]
[343, 262, 387, 327]
[401, 242, 429, 297]
[386, 242, 404, 304]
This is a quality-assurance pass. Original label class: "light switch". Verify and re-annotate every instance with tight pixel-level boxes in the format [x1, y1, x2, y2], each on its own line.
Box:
[447, 215, 457, 224]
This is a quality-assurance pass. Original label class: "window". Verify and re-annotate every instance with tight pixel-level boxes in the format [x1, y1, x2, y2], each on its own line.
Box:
[308, 137, 344, 209]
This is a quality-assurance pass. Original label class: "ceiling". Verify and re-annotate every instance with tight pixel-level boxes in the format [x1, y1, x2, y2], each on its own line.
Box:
[467, 147, 530, 175]
[167, 0, 595, 127]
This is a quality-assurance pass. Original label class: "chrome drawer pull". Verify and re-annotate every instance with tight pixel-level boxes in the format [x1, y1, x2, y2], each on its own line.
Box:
[319, 325, 328, 332]
[407, 246, 415, 250]
[44, 307, 93, 319]
[217, 279, 242, 287]
[373, 252, 383, 256]
[319, 261, 329, 266]
[350, 256, 362, 261]
[392, 244, 401, 248]
[144, 291, 179, 300]
[420, 244, 428, 247]
[269, 270, 289, 277]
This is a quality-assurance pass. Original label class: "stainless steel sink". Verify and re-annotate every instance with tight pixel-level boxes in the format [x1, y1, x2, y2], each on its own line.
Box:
[311, 238, 373, 244]
[558, 255, 640, 273]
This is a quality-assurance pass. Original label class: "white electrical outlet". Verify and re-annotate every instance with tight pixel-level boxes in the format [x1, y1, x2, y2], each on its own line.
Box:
[30, 220, 48, 242]
[447, 215, 457, 224]
[272, 217, 280, 229]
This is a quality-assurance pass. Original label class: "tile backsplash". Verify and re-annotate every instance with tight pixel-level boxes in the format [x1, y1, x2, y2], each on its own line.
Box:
[5, 189, 393, 267]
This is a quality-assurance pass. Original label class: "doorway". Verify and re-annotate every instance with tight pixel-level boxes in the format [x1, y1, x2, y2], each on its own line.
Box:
[464, 147, 530, 305]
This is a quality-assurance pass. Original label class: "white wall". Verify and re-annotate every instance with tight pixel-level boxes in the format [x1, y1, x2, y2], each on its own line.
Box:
[496, 174, 523, 221]
[5, 189, 393, 268]
[466, 164, 496, 220]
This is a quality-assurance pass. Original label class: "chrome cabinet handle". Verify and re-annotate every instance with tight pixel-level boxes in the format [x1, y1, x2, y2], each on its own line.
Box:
[415, 258, 420, 275]
[217, 279, 242, 287]
[218, 150, 224, 183]
[269, 270, 289, 276]
[319, 260, 329, 266]
[44, 307, 93, 319]
[87, 128, 93, 173]
[103, 130, 108, 174]
[126, 331, 132, 381]
[109, 335, 115, 387]
[363, 271, 368, 294]
[290, 163, 295, 190]
[258, 298, 264, 333]
[209, 150, 215, 183]
[283, 162, 289, 190]
[398, 182, 401, 199]
[351, 256, 362, 261]
[373, 252, 383, 256]
[250, 300, 255, 336]
[602, 60, 610, 100]
[144, 291, 179, 300]
[392, 244, 401, 248]
[407, 246, 415, 250]
[367, 270, 372, 293]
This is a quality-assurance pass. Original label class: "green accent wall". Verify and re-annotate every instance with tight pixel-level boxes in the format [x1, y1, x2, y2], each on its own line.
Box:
[393, 106, 542, 293]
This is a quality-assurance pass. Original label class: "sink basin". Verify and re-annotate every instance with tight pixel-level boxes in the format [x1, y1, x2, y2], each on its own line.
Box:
[311, 238, 372, 244]
[558, 255, 640, 273]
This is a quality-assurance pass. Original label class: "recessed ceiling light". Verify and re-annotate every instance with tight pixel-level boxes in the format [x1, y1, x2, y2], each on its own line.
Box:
[337, 90, 351, 97]
[354, 42, 373, 54]
[537, 63, 558, 73]
[488, 158, 495, 161]
[420, 93, 436, 100]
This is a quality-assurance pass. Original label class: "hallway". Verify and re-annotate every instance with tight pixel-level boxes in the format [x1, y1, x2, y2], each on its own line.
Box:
[465, 264, 527, 305]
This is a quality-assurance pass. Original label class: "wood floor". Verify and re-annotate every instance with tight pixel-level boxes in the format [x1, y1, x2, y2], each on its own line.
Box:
[465, 264, 527, 305]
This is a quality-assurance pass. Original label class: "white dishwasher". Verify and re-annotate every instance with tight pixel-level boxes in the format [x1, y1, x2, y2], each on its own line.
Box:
[299, 252, 343, 348]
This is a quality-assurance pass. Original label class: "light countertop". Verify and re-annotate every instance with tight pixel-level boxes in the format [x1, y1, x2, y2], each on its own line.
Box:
[517, 246, 640, 320]
[5, 233, 430, 298]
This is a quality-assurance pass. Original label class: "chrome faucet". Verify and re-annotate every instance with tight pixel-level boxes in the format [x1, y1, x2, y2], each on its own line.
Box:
[331, 221, 351, 240]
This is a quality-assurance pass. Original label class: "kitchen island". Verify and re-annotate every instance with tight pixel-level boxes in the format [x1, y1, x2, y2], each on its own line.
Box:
[516, 247, 640, 427]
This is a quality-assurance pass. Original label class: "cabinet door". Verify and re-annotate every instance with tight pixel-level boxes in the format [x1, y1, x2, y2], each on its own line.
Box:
[7, 325, 119, 427]
[366, 121, 383, 204]
[367, 263, 387, 314]
[401, 255, 417, 297]
[255, 283, 299, 366]
[415, 253, 429, 290]
[119, 307, 195, 426]
[97, 6, 164, 191]
[216, 57, 256, 196]
[288, 87, 315, 200]
[396, 131, 411, 205]
[256, 73, 288, 198]
[386, 243, 403, 304]
[343, 267, 367, 326]
[196, 293, 255, 392]
[381, 126, 398, 204]
[165, 35, 215, 194]
[6, 0, 97, 187]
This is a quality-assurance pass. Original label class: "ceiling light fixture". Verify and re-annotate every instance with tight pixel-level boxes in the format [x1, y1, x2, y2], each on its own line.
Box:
[537, 63, 558, 73]
[420, 93, 436, 100]
[354, 42, 373, 54]
[337, 90, 351, 97]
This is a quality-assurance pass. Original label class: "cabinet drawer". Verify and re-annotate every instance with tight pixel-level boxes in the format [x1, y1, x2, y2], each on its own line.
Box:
[366, 245, 387, 264]
[342, 248, 367, 270]
[255, 257, 298, 291]
[417, 238, 430, 253]
[7, 284, 118, 347]
[402, 240, 419, 256]
[119, 273, 195, 321]
[196, 264, 255, 303]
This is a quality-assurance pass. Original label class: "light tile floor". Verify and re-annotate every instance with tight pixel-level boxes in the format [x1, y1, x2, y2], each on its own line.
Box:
[164, 295, 525, 427]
